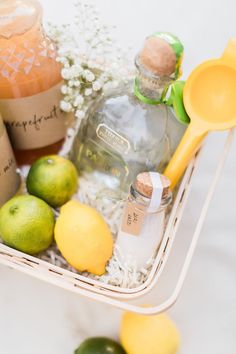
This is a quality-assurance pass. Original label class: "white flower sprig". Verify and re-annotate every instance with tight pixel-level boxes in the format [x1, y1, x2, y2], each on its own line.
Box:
[47, 0, 132, 125]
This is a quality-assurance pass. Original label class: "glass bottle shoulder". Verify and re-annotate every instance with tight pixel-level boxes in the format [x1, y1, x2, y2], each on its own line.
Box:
[85, 79, 186, 151]
[72, 79, 187, 194]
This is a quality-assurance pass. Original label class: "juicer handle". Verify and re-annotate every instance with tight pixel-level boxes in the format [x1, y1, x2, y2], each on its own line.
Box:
[164, 123, 207, 189]
[221, 38, 236, 63]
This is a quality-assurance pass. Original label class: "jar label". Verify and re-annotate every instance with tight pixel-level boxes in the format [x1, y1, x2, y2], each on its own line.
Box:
[121, 199, 147, 236]
[0, 127, 20, 206]
[0, 83, 67, 150]
[96, 123, 130, 155]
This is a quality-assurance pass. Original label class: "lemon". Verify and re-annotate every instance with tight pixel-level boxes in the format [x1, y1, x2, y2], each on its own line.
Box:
[0, 195, 54, 255]
[55, 200, 113, 275]
[75, 337, 126, 354]
[120, 311, 180, 354]
[26, 155, 78, 208]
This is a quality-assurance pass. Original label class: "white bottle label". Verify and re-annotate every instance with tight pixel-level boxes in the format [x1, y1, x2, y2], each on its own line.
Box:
[0, 82, 67, 150]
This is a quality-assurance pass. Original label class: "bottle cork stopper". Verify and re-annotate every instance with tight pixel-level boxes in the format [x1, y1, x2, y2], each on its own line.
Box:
[135, 172, 170, 199]
[140, 36, 177, 76]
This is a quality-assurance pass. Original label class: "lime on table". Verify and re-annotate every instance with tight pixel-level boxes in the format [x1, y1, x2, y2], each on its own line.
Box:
[75, 337, 126, 354]
[0, 195, 54, 255]
[26, 155, 78, 208]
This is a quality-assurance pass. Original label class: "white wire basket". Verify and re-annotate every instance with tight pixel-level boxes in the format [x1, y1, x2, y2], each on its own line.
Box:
[0, 129, 233, 315]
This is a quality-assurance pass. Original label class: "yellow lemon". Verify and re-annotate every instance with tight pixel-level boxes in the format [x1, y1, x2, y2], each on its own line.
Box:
[55, 200, 113, 275]
[120, 311, 180, 354]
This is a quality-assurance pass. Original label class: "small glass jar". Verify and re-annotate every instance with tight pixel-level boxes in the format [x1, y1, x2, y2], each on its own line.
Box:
[116, 172, 172, 269]
[0, 114, 20, 206]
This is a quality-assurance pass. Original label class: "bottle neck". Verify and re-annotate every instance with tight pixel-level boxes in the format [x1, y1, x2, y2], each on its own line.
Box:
[134, 55, 174, 104]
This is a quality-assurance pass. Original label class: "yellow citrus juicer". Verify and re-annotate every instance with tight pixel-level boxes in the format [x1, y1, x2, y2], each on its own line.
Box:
[164, 38, 236, 188]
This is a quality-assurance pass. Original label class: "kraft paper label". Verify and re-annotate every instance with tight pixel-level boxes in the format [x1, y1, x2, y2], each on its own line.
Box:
[0, 127, 20, 206]
[0, 82, 67, 150]
[121, 199, 147, 236]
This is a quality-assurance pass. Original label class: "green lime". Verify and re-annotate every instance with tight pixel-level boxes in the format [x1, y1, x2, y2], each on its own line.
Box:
[75, 337, 127, 354]
[26, 155, 78, 208]
[0, 195, 54, 255]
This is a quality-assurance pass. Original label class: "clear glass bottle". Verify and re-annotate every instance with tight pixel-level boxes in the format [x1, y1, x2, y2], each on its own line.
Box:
[0, 0, 67, 165]
[116, 172, 172, 269]
[71, 32, 188, 196]
[0, 114, 20, 206]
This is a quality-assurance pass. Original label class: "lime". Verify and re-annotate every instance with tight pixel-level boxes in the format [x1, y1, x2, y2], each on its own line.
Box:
[75, 337, 126, 354]
[120, 311, 180, 354]
[26, 155, 78, 208]
[0, 195, 54, 255]
[55, 200, 113, 275]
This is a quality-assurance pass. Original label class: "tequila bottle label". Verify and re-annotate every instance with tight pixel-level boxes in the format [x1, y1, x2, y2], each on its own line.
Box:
[96, 123, 131, 155]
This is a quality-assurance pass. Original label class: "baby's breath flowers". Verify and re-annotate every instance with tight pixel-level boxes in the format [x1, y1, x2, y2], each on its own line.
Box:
[47, 0, 132, 127]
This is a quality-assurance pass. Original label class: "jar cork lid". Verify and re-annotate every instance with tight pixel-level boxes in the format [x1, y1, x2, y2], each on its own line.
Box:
[134, 172, 171, 200]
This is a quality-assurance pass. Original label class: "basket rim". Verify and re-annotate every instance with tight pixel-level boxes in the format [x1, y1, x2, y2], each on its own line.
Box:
[0, 152, 199, 299]
[0, 129, 233, 314]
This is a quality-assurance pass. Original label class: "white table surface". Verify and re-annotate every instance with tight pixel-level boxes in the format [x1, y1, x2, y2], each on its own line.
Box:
[0, 1, 236, 353]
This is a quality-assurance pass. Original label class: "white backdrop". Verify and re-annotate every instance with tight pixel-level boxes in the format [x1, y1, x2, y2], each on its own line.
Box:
[0, 1, 236, 353]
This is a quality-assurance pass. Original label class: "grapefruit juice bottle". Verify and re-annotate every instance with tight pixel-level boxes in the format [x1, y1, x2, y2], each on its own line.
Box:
[0, 0, 67, 165]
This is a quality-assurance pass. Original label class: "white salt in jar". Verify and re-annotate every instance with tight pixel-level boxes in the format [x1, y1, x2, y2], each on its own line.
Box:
[116, 172, 172, 269]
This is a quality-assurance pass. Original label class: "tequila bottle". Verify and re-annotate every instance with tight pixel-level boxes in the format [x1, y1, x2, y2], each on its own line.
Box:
[71, 32, 189, 196]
